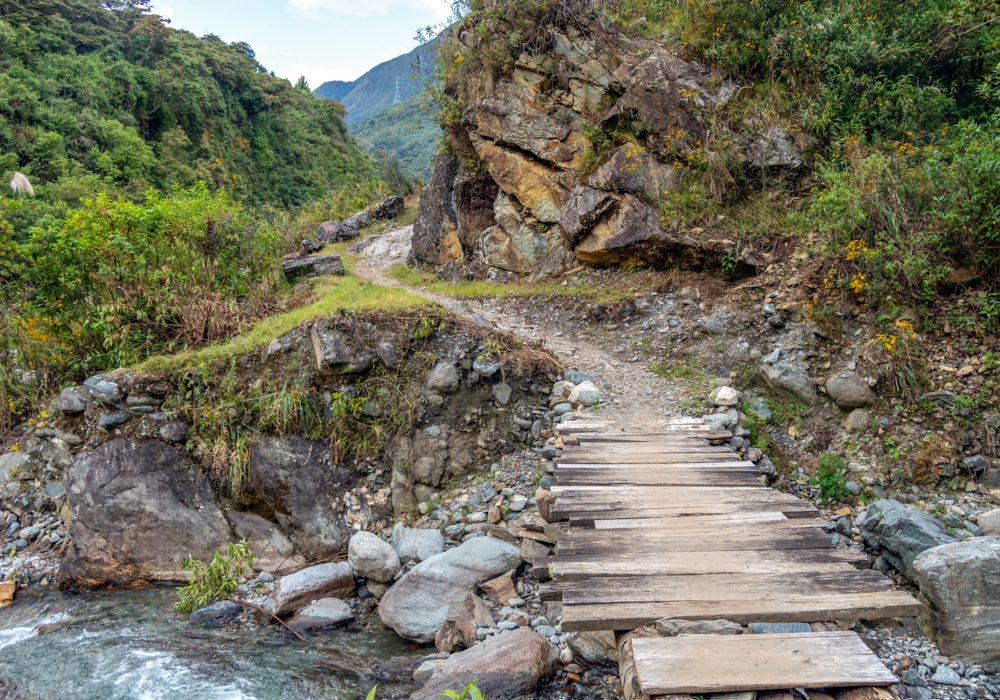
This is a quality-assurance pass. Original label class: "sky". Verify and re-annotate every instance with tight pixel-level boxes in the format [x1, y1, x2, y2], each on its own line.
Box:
[150, 0, 451, 88]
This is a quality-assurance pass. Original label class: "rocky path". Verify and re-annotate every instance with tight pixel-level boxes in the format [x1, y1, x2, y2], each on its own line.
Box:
[353, 229, 687, 432]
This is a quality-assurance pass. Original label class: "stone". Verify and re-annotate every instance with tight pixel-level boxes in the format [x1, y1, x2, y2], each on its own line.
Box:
[412, 627, 559, 700]
[377, 536, 522, 642]
[426, 362, 460, 393]
[391, 523, 445, 564]
[509, 495, 528, 512]
[158, 421, 190, 444]
[569, 630, 618, 664]
[844, 408, 870, 433]
[413, 660, 437, 683]
[574, 195, 681, 267]
[759, 362, 818, 406]
[914, 537, 1000, 661]
[708, 386, 742, 407]
[251, 436, 359, 560]
[861, 499, 957, 580]
[59, 439, 232, 588]
[748, 622, 811, 634]
[286, 597, 353, 632]
[348, 531, 400, 583]
[656, 618, 743, 636]
[930, 665, 962, 685]
[98, 412, 130, 429]
[83, 375, 122, 405]
[559, 186, 618, 246]
[434, 593, 496, 652]
[977, 509, 1000, 536]
[57, 387, 86, 413]
[0, 581, 14, 603]
[310, 318, 372, 374]
[762, 348, 781, 365]
[587, 143, 678, 201]
[472, 358, 500, 377]
[826, 372, 878, 410]
[348, 224, 414, 266]
[301, 238, 324, 255]
[568, 380, 605, 408]
[487, 191, 564, 269]
[343, 210, 371, 230]
[741, 126, 803, 168]
[228, 510, 300, 573]
[188, 600, 243, 627]
[964, 455, 989, 472]
[0, 452, 28, 484]
[552, 402, 573, 415]
[374, 195, 405, 219]
[920, 391, 957, 408]
[492, 382, 512, 405]
[376, 342, 397, 369]
[520, 537, 552, 564]
[835, 689, 894, 700]
[317, 221, 357, 242]
[282, 254, 346, 281]
[479, 570, 517, 605]
[267, 562, 355, 616]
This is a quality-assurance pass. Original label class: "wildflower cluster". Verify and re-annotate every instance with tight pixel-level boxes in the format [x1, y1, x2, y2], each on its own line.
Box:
[849, 273, 869, 295]
[845, 240, 875, 262]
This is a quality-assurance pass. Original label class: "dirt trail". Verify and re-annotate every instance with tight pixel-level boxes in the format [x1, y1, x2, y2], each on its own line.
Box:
[352, 229, 693, 432]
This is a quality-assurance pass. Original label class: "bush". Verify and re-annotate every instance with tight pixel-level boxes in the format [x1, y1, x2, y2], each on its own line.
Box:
[812, 453, 851, 502]
[175, 540, 257, 613]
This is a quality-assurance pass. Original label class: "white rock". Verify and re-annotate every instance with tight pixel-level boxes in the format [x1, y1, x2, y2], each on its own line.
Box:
[348, 531, 400, 583]
[567, 381, 605, 408]
[391, 522, 445, 564]
[508, 496, 528, 512]
[708, 386, 742, 406]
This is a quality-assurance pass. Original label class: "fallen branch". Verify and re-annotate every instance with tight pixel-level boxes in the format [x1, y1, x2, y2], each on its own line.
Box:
[236, 597, 310, 643]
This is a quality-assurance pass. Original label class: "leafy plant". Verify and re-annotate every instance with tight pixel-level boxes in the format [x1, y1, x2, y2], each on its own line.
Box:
[175, 540, 257, 613]
[441, 681, 486, 700]
[811, 453, 851, 503]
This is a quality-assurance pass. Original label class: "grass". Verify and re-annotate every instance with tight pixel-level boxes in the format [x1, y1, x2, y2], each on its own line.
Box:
[137, 266, 429, 372]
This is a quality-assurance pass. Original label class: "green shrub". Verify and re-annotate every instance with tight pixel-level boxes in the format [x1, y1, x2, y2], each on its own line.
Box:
[812, 453, 851, 502]
[176, 540, 257, 613]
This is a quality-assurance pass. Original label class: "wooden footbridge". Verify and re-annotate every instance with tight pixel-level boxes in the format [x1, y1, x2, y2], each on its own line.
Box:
[539, 418, 919, 697]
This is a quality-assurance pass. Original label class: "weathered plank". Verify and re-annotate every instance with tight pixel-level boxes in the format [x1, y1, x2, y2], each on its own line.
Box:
[560, 590, 923, 631]
[561, 445, 734, 454]
[593, 511, 789, 529]
[633, 633, 899, 694]
[555, 470, 765, 488]
[560, 502, 820, 525]
[556, 530, 834, 556]
[566, 517, 822, 539]
[556, 452, 742, 465]
[575, 431, 734, 441]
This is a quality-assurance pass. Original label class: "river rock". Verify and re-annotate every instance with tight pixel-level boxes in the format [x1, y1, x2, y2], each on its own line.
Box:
[374, 195, 405, 219]
[310, 318, 373, 374]
[228, 510, 301, 573]
[391, 522, 445, 564]
[759, 361, 817, 406]
[914, 537, 1000, 661]
[60, 439, 232, 587]
[189, 600, 243, 627]
[268, 561, 355, 616]
[287, 597, 353, 632]
[568, 381, 605, 407]
[860, 499, 957, 580]
[378, 536, 523, 642]
[282, 253, 345, 281]
[376, 342, 397, 369]
[435, 593, 496, 652]
[826, 372, 878, 410]
[413, 627, 559, 700]
[569, 630, 618, 664]
[251, 436, 358, 560]
[57, 387, 86, 413]
[493, 382, 512, 405]
[426, 362, 460, 393]
[479, 569, 517, 605]
[348, 531, 400, 583]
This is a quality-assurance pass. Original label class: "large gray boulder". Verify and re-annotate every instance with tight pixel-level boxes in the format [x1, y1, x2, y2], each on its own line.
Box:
[287, 597, 354, 632]
[59, 439, 232, 587]
[348, 531, 400, 583]
[759, 361, 818, 406]
[914, 537, 1000, 661]
[860, 499, 957, 580]
[282, 254, 346, 282]
[378, 536, 523, 642]
[826, 372, 878, 410]
[391, 522, 445, 564]
[317, 221, 358, 242]
[413, 628, 559, 700]
[267, 561, 355, 616]
[250, 437, 358, 560]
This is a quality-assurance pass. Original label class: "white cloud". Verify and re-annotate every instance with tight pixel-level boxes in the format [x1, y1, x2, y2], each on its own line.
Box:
[278, 63, 363, 89]
[152, 3, 174, 21]
[290, 0, 450, 18]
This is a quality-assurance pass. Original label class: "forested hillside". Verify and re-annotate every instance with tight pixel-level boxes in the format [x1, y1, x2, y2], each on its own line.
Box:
[0, 0, 373, 227]
[352, 95, 439, 179]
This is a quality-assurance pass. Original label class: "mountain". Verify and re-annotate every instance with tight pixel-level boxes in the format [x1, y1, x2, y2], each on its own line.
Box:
[314, 40, 437, 127]
[352, 95, 439, 179]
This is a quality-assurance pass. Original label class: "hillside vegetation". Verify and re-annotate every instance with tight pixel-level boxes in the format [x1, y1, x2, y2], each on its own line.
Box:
[353, 95, 440, 179]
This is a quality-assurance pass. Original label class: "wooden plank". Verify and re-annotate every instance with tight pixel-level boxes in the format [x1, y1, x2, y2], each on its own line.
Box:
[561, 502, 819, 525]
[556, 531, 835, 556]
[593, 511, 788, 529]
[577, 431, 734, 442]
[555, 471, 765, 488]
[559, 590, 923, 631]
[556, 461, 757, 471]
[556, 453, 742, 465]
[632, 632, 899, 694]
[562, 445, 734, 454]
[566, 517, 821, 538]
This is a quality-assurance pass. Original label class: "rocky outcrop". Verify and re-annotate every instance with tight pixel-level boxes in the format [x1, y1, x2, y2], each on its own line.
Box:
[413, 628, 560, 700]
[388, 424, 482, 516]
[311, 318, 374, 374]
[586, 143, 678, 200]
[914, 537, 1000, 661]
[250, 437, 360, 560]
[574, 195, 684, 267]
[860, 499, 957, 580]
[228, 510, 302, 573]
[377, 536, 522, 642]
[559, 186, 618, 247]
[60, 439, 232, 587]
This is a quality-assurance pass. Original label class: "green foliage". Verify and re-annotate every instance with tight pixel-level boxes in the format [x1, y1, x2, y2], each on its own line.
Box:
[441, 681, 486, 700]
[812, 453, 851, 502]
[176, 540, 257, 614]
[741, 408, 769, 450]
[353, 95, 441, 180]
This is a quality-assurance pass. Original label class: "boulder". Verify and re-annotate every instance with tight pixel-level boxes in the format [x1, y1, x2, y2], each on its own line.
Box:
[826, 372, 877, 410]
[343, 210, 371, 230]
[267, 561, 355, 616]
[568, 381, 605, 407]
[759, 362, 818, 406]
[83, 375, 122, 405]
[434, 593, 496, 652]
[377, 536, 523, 642]
[391, 522, 445, 564]
[287, 597, 353, 632]
[374, 195, 405, 219]
[574, 195, 686, 267]
[57, 387, 86, 413]
[479, 569, 517, 605]
[189, 600, 243, 627]
[426, 362, 460, 393]
[310, 318, 373, 374]
[59, 439, 232, 587]
[741, 126, 802, 169]
[569, 630, 619, 665]
[978, 509, 1000, 536]
[843, 408, 870, 433]
[493, 382, 512, 405]
[914, 537, 1000, 661]
[860, 499, 957, 580]
[228, 510, 301, 573]
[317, 221, 358, 242]
[349, 225, 414, 267]
[413, 628, 559, 700]
[559, 186, 618, 246]
[301, 238, 324, 255]
[282, 254, 345, 282]
[348, 531, 400, 583]
[587, 143, 678, 200]
[376, 342, 397, 369]
[250, 437, 358, 560]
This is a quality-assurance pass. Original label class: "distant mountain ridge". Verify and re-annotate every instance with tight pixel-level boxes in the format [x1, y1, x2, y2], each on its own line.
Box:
[315, 40, 437, 127]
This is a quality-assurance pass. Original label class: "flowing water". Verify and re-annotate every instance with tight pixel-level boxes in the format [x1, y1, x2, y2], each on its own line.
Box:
[0, 587, 422, 700]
